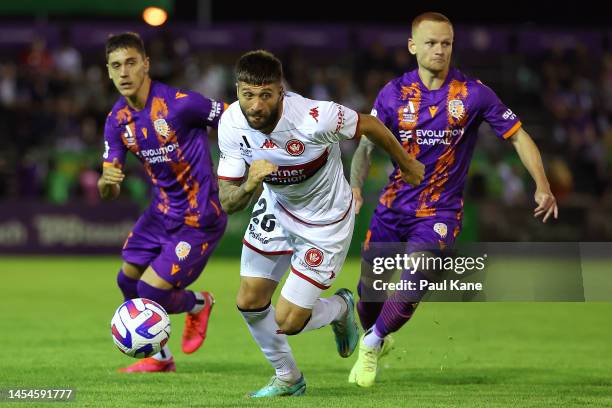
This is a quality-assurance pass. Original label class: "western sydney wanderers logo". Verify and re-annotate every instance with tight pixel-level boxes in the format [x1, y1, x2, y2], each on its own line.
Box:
[285, 139, 305, 156]
[154, 118, 170, 138]
[304, 248, 324, 267]
[448, 99, 465, 120]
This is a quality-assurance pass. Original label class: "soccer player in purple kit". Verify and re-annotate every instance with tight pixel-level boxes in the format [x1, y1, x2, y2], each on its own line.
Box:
[349, 12, 559, 387]
[98, 32, 227, 373]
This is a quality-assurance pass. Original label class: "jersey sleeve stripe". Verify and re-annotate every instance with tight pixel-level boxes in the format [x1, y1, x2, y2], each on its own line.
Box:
[290, 266, 330, 290]
[218, 175, 244, 181]
[103, 161, 122, 169]
[242, 239, 294, 255]
[502, 121, 522, 139]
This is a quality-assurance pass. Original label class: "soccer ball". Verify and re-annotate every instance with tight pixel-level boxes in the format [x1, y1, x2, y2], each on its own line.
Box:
[111, 298, 171, 358]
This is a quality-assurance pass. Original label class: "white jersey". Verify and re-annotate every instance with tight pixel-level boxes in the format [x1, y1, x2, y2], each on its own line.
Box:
[217, 92, 359, 225]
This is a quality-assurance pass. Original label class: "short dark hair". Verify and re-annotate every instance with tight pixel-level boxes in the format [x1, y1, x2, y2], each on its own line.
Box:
[411, 12, 453, 36]
[105, 32, 146, 61]
[235, 50, 283, 85]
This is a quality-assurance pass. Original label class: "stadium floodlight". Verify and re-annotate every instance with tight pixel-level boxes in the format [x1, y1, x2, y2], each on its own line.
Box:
[143, 6, 168, 26]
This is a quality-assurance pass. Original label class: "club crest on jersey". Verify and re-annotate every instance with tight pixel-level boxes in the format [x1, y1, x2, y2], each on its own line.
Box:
[154, 118, 170, 138]
[285, 139, 305, 156]
[304, 248, 324, 267]
[448, 99, 465, 120]
[434, 222, 448, 239]
[175, 241, 191, 261]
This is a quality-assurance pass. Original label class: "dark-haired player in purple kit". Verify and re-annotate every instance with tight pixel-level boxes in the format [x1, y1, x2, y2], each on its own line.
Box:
[349, 12, 559, 387]
[98, 32, 227, 373]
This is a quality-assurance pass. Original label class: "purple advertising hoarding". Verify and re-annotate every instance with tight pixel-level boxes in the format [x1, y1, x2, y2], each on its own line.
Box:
[0, 201, 140, 254]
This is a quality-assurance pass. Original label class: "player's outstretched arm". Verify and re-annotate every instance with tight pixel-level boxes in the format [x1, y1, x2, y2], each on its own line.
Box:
[218, 160, 278, 214]
[350, 136, 376, 214]
[98, 158, 124, 200]
[509, 127, 558, 223]
[358, 113, 425, 187]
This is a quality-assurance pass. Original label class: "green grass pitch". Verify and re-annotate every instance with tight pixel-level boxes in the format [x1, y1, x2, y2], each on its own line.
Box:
[1, 257, 611, 407]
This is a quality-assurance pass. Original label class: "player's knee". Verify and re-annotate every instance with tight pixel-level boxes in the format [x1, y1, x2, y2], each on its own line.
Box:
[236, 283, 272, 310]
[275, 311, 310, 336]
[236, 292, 269, 310]
[122, 262, 145, 280]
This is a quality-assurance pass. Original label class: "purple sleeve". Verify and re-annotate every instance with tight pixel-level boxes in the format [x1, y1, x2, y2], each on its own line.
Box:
[180, 91, 227, 129]
[102, 115, 127, 168]
[371, 83, 393, 128]
[477, 82, 522, 140]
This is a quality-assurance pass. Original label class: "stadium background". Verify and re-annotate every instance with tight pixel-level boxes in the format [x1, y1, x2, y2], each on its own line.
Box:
[0, 1, 611, 256]
[1, 2, 611, 407]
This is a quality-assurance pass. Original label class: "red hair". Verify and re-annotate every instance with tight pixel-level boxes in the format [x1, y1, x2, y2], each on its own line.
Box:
[411, 12, 453, 37]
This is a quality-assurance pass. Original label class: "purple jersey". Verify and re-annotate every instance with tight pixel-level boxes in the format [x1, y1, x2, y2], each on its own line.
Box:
[372, 68, 521, 224]
[103, 81, 227, 229]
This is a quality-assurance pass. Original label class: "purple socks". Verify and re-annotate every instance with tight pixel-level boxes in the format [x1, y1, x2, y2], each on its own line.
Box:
[136, 280, 196, 314]
[117, 269, 139, 300]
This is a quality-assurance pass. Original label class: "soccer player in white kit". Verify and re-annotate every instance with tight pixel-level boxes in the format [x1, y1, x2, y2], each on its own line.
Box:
[217, 50, 425, 397]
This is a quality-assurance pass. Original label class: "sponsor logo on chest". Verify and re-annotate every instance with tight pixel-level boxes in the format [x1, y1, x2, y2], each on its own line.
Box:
[399, 128, 464, 146]
[124, 125, 136, 146]
[401, 101, 418, 123]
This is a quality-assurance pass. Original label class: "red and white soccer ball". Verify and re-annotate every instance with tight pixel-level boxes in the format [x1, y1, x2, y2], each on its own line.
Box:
[110, 298, 171, 358]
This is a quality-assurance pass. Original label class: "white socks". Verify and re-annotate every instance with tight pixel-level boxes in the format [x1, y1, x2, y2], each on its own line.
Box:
[301, 295, 347, 333]
[362, 327, 384, 349]
[240, 304, 301, 383]
[239, 295, 347, 381]
[151, 345, 173, 361]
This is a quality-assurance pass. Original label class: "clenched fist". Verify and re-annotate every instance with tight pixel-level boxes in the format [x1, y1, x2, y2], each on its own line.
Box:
[100, 158, 125, 186]
[245, 160, 278, 192]
[98, 158, 124, 199]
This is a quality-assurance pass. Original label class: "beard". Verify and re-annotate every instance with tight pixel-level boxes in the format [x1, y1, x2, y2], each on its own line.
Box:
[241, 101, 281, 131]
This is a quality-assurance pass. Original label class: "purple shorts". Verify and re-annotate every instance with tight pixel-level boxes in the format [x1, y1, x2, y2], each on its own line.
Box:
[365, 204, 462, 249]
[122, 206, 226, 288]
[360, 205, 462, 302]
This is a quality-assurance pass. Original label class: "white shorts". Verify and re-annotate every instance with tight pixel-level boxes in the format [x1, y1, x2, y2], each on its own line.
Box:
[240, 188, 355, 309]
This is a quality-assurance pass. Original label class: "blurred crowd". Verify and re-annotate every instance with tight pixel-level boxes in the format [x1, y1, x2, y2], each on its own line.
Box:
[0, 26, 610, 238]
